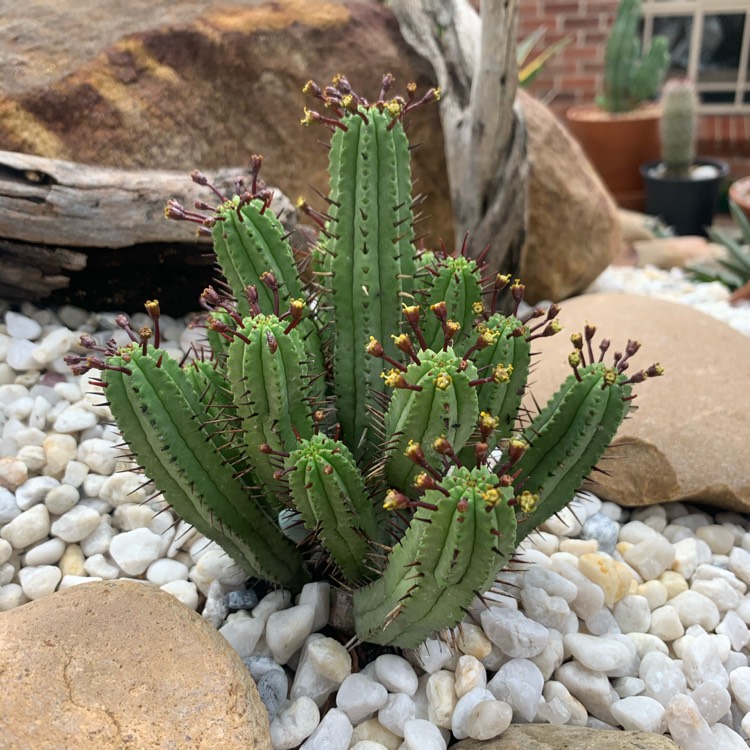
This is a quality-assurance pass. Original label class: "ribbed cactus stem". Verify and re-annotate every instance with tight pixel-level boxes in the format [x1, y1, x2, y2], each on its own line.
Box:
[660, 78, 698, 178]
[601, 0, 670, 113]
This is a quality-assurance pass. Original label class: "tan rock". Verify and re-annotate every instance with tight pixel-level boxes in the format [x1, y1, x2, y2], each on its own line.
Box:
[0, 0, 452, 244]
[0, 580, 271, 750]
[633, 236, 727, 269]
[525, 293, 750, 512]
[518, 91, 622, 303]
[454, 724, 679, 750]
[619, 209, 658, 244]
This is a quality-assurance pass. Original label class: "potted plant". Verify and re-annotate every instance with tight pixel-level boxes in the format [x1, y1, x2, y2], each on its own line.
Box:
[640, 78, 728, 236]
[565, 0, 670, 210]
[729, 175, 750, 220]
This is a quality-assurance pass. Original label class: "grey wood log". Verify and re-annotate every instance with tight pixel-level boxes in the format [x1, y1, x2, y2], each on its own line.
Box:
[0, 150, 296, 307]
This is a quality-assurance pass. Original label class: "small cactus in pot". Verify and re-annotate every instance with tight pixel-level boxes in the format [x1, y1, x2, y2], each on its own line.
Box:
[68, 74, 662, 648]
[659, 78, 698, 179]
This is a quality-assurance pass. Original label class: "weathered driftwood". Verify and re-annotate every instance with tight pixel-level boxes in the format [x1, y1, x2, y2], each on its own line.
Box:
[0, 150, 296, 308]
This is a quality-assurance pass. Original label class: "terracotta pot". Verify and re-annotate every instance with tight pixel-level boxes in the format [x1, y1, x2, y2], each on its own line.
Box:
[565, 103, 661, 211]
[729, 176, 750, 220]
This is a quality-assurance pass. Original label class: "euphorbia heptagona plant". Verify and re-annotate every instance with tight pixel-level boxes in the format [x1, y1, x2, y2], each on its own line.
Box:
[68, 75, 662, 648]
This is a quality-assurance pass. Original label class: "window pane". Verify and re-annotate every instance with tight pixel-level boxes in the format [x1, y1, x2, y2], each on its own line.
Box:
[652, 15, 693, 75]
[697, 14, 744, 85]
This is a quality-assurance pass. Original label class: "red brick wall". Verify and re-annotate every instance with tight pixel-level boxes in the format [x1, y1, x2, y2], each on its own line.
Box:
[516, 0, 749, 173]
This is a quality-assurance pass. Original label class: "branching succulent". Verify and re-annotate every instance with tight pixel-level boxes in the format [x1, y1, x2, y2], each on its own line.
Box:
[68, 74, 662, 649]
[599, 0, 670, 114]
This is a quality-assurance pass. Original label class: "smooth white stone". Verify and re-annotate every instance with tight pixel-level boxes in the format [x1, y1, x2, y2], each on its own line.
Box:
[253, 589, 293, 622]
[672, 537, 712, 579]
[99, 472, 149, 506]
[76, 438, 120, 474]
[584, 606, 620, 636]
[613, 675, 645, 699]
[729, 666, 750, 713]
[535, 695, 571, 725]
[6, 339, 38, 370]
[619, 520, 660, 544]
[219, 610, 265, 657]
[455, 623, 492, 660]
[670, 589, 721, 631]
[710, 723, 747, 749]
[694, 563, 746, 593]
[530, 630, 565, 680]
[15, 475, 60, 510]
[192, 548, 247, 589]
[548, 559, 605, 621]
[44, 484, 80, 515]
[0, 503, 50, 549]
[487, 658, 543, 722]
[16, 445, 45, 472]
[543, 680, 588, 726]
[336, 673, 388, 724]
[378, 693, 416, 736]
[79, 519, 115, 557]
[50, 505, 101, 543]
[0, 486, 20, 524]
[145, 557, 189, 586]
[690, 681, 731, 725]
[454, 655, 487, 698]
[717, 610, 750, 651]
[450, 687, 495, 740]
[520, 585, 571, 631]
[402, 719, 446, 750]
[42, 433, 78, 476]
[201, 580, 227, 629]
[266, 604, 316, 665]
[479, 606, 548, 658]
[613, 594, 651, 633]
[32, 327, 76, 366]
[23, 537, 65, 566]
[426, 671, 457, 729]
[112, 503, 155, 531]
[540, 506, 582, 537]
[665, 694, 716, 750]
[523, 564, 577, 601]
[291, 635, 350, 707]
[270, 696, 320, 750]
[83, 553, 120, 579]
[555, 661, 617, 724]
[298, 581, 330, 632]
[59, 574, 100, 589]
[563, 633, 631, 673]
[412, 638, 454, 674]
[649, 603, 685, 642]
[52, 405, 98, 433]
[692, 577, 742, 612]
[696, 525, 736, 555]
[0, 538, 11, 566]
[626, 632, 670, 659]
[639, 651, 687, 706]
[17, 564, 61, 599]
[307, 636, 351, 684]
[465, 700, 512, 741]
[622, 535, 675, 580]
[0, 583, 26, 611]
[373, 654, 419, 696]
[5, 311, 42, 340]
[108, 528, 163, 575]
[611, 695, 666, 733]
[299, 707, 351, 750]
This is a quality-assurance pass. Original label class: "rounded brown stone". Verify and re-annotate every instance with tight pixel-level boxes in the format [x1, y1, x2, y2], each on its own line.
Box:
[525, 293, 750, 512]
[0, 580, 271, 749]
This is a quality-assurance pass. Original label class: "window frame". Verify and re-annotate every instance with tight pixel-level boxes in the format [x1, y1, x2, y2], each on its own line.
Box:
[641, 0, 750, 113]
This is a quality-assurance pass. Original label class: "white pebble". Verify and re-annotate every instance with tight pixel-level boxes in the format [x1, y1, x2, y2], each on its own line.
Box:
[450, 687, 495, 740]
[0, 503, 50, 549]
[5, 311, 42, 340]
[44, 484, 80, 515]
[17, 564, 61, 599]
[480, 607, 548, 658]
[610, 695, 666, 733]
[564, 633, 631, 673]
[412, 638, 454, 674]
[622, 535, 675, 580]
[690, 681, 731, 725]
[670, 590, 721, 631]
[337, 673, 388, 724]
[52, 405, 98, 433]
[146, 557, 189, 586]
[613, 594, 651, 633]
[666, 694, 715, 750]
[160, 579, 199, 609]
[426, 671, 457, 729]
[487, 658, 543, 722]
[219, 610, 265, 656]
[300, 707, 352, 750]
[108, 528, 163, 575]
[50, 505, 101, 542]
[402, 719, 446, 750]
[454, 655, 487, 697]
[23, 537, 66, 566]
[266, 604, 316, 664]
[14, 475, 59, 511]
[83, 553, 120, 579]
[0, 583, 26, 611]
[270, 696, 321, 750]
[374, 655, 418, 696]
[465, 700, 512, 741]
[77, 438, 120, 474]
[378, 693, 416, 736]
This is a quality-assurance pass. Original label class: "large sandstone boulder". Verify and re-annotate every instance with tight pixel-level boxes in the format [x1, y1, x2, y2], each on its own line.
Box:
[455, 724, 680, 750]
[0, 580, 271, 749]
[526, 293, 750, 512]
[518, 91, 623, 303]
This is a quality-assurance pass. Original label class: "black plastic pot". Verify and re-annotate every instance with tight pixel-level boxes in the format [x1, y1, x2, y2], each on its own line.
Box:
[640, 158, 729, 236]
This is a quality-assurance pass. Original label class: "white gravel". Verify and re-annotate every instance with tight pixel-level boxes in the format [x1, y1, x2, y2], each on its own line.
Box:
[1, 265, 750, 750]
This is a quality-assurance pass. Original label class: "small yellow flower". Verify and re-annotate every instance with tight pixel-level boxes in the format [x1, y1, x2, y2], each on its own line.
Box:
[518, 491, 540, 514]
[435, 372, 452, 391]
